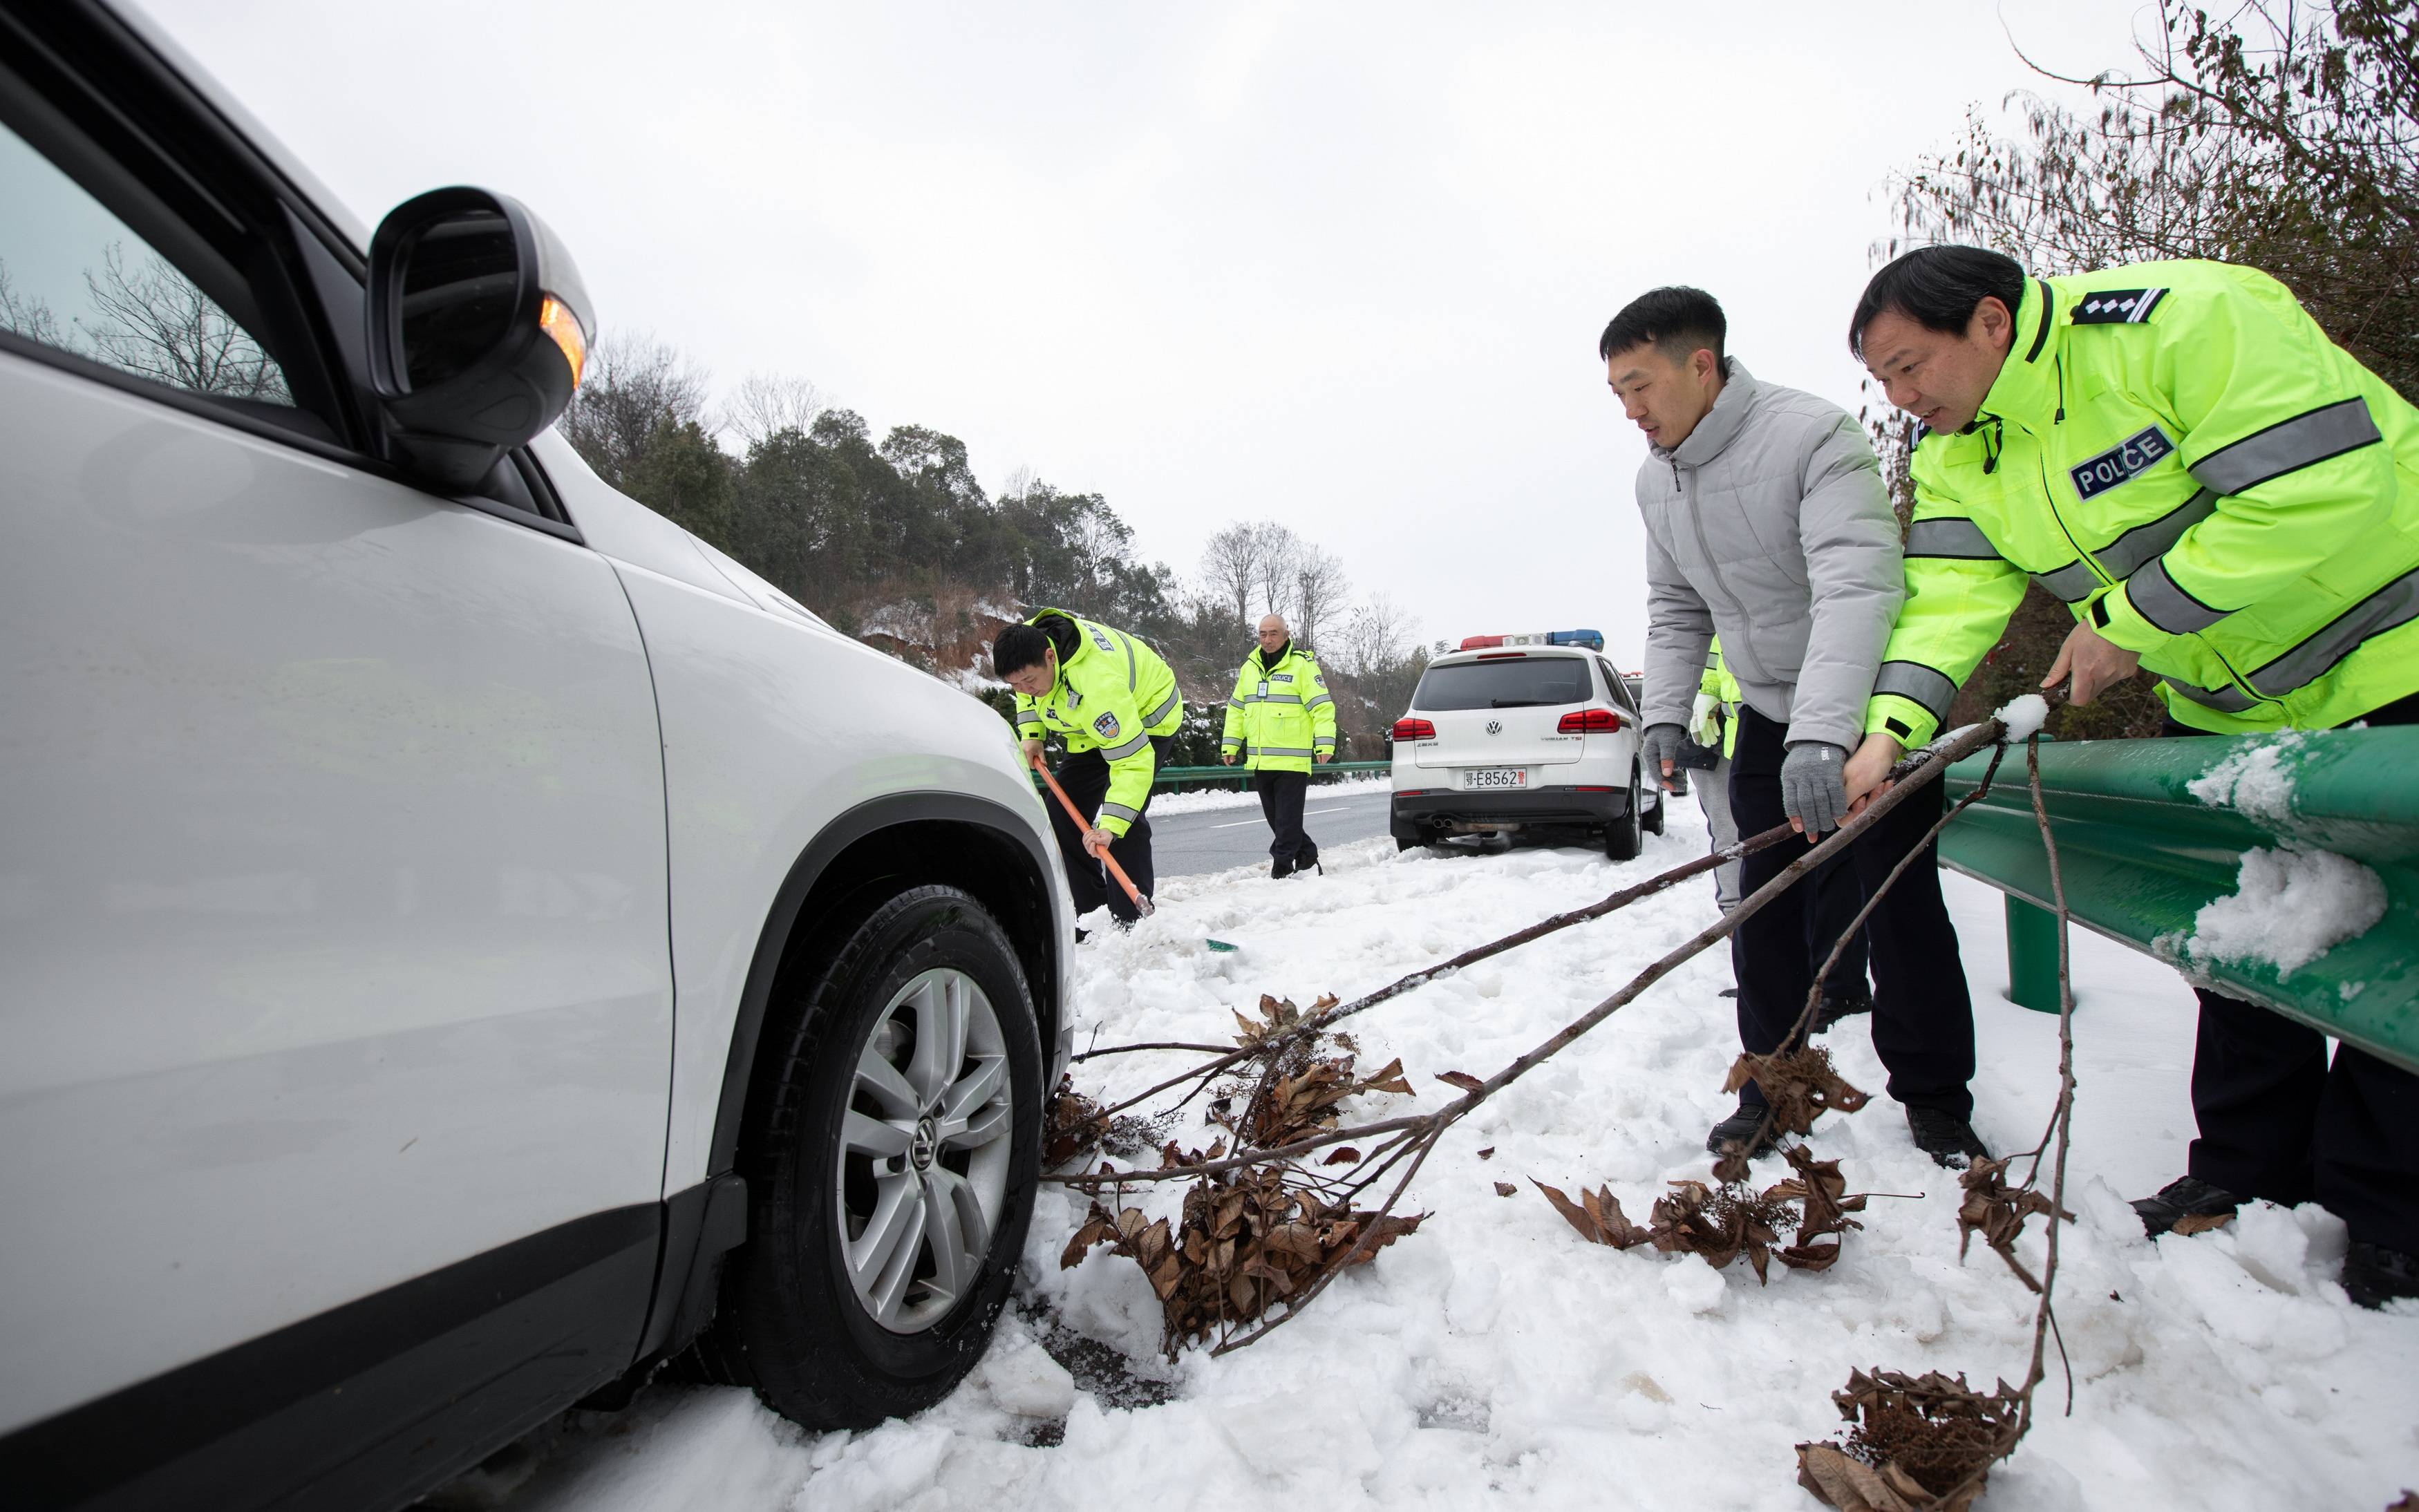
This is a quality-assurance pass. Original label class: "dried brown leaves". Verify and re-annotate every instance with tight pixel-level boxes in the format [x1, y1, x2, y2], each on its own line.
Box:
[1723, 1045, 1871, 1140]
[1061, 1173, 1424, 1358]
[1796, 1369, 2024, 1512]
[1043, 1075, 1169, 1168]
[1059, 996, 1428, 1357]
[1534, 1147, 1865, 1283]
[1955, 1157, 2072, 1293]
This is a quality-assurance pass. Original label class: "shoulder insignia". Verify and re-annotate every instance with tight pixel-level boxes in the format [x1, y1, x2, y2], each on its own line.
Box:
[2069, 287, 2169, 325]
[1093, 711, 1121, 740]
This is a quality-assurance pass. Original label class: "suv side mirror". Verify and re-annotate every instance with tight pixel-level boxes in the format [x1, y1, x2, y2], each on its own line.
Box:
[366, 187, 594, 489]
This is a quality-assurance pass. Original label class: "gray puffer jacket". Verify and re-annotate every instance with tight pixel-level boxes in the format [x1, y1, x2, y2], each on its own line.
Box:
[1635, 359, 1903, 753]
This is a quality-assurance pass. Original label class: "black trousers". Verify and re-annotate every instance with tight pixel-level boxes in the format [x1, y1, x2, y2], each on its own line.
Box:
[2167, 693, 2419, 1253]
[1811, 851, 1872, 999]
[1253, 768, 1318, 873]
[1730, 706, 1975, 1117]
[1045, 736, 1169, 925]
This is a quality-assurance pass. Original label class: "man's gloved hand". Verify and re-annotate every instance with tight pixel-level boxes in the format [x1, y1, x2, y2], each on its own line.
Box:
[1639, 723, 1688, 793]
[1780, 741, 1851, 835]
[1688, 690, 1722, 748]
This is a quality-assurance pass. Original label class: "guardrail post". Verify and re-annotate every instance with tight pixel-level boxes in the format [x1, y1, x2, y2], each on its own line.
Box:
[2004, 896, 2062, 1014]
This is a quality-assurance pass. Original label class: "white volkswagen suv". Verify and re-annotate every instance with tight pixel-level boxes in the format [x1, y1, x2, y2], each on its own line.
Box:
[1388, 631, 1664, 859]
[0, 5, 1071, 1508]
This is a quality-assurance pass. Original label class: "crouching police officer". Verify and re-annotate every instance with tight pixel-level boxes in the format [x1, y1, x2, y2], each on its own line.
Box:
[1844, 245, 2419, 1307]
[1221, 612, 1337, 878]
[996, 608, 1185, 927]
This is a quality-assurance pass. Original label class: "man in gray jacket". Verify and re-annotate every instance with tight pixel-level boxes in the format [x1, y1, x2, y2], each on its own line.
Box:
[1604, 286, 1986, 1168]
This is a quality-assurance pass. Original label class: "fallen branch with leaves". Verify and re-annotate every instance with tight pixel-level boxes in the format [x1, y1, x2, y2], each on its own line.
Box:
[1794, 733, 2085, 1509]
[1051, 714, 2022, 1357]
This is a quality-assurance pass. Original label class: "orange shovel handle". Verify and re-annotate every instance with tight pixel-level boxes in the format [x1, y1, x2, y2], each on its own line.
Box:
[1031, 753, 1155, 918]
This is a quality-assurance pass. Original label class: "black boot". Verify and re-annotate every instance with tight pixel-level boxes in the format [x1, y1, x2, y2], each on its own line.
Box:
[2340, 1241, 2419, 1310]
[1269, 857, 1293, 880]
[1906, 1106, 1991, 1169]
[2129, 1175, 2242, 1238]
[1705, 1105, 1777, 1159]
[1813, 987, 1873, 1034]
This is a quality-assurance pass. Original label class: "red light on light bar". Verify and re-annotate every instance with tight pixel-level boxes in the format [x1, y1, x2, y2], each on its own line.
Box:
[1458, 634, 1504, 650]
[1391, 717, 1436, 741]
[1557, 708, 1626, 733]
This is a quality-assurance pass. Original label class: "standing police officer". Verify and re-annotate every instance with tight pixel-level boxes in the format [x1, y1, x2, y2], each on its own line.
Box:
[997, 607, 1185, 927]
[1221, 613, 1337, 878]
[1843, 245, 2419, 1307]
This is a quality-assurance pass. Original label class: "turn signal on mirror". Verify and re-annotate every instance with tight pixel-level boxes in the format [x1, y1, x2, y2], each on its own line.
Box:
[538, 295, 587, 388]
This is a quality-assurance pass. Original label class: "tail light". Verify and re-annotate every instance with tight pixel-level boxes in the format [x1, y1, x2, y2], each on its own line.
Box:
[1557, 708, 1625, 734]
[1391, 717, 1436, 741]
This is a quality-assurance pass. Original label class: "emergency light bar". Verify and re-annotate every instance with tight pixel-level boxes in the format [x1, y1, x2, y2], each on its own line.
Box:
[1457, 628, 1605, 652]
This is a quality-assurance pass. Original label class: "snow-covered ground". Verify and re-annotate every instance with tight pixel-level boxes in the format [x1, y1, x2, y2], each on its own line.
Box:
[477, 797, 2419, 1512]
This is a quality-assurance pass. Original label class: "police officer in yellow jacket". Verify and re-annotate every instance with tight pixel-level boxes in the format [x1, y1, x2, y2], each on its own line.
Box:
[1843, 246, 2419, 1307]
[997, 608, 1185, 926]
[1220, 613, 1337, 878]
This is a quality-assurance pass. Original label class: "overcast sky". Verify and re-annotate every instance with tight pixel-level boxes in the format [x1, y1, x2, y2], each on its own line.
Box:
[146, 0, 2147, 664]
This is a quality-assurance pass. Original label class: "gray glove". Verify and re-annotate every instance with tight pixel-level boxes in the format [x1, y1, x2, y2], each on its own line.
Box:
[1780, 740, 1851, 835]
[1639, 723, 1688, 794]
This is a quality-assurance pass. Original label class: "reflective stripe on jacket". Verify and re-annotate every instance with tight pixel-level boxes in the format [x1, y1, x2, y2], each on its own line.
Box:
[1013, 607, 1184, 836]
[1867, 260, 2419, 746]
[1218, 645, 1337, 772]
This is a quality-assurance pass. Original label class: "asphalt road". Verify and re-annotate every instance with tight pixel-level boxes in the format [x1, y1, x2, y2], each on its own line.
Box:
[1150, 788, 1394, 877]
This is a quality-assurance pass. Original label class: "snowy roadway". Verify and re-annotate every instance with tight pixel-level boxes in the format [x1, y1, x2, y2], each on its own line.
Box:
[460, 793, 2419, 1512]
[1151, 786, 1393, 877]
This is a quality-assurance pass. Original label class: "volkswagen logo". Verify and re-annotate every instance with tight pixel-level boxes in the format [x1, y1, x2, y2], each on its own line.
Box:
[910, 1116, 939, 1171]
[1485, 719, 1502, 735]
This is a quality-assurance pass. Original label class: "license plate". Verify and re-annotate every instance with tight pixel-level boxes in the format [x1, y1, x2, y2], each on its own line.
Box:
[1460, 767, 1527, 791]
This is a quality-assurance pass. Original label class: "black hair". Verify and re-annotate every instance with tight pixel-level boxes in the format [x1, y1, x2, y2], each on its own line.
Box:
[992, 622, 1053, 677]
[1848, 246, 2027, 357]
[1597, 286, 1726, 366]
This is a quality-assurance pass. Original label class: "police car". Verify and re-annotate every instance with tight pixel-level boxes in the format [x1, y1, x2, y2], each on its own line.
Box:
[1389, 630, 1664, 859]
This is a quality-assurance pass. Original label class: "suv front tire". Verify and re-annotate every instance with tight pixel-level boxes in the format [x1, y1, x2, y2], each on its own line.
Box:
[697, 885, 1042, 1428]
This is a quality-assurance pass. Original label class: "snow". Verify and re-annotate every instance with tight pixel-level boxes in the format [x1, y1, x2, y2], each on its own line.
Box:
[2186, 733, 2308, 824]
[1147, 773, 1389, 816]
[1994, 692, 2051, 744]
[480, 797, 2419, 1512]
[2165, 845, 2389, 975]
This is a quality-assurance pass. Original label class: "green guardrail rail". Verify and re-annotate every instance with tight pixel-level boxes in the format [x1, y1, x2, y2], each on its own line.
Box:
[1940, 728, 2419, 1075]
[1150, 760, 1389, 791]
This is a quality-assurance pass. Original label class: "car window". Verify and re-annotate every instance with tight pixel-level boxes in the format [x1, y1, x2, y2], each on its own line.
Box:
[1597, 657, 1639, 714]
[0, 115, 292, 406]
[1412, 656, 1592, 710]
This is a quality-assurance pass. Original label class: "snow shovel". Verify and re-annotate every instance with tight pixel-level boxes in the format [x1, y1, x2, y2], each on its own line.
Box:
[1030, 753, 1156, 919]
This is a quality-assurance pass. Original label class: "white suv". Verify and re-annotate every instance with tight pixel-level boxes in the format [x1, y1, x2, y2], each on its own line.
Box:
[0, 6, 1071, 1507]
[1389, 632, 1665, 859]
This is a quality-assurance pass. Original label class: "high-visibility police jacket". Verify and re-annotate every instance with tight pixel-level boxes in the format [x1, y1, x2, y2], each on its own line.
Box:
[1695, 641, 1742, 759]
[1012, 608, 1184, 837]
[1219, 643, 1337, 772]
[1867, 260, 2419, 746]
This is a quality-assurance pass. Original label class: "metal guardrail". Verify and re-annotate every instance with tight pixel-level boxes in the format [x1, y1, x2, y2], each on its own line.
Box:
[1151, 760, 1389, 791]
[1940, 728, 2418, 1075]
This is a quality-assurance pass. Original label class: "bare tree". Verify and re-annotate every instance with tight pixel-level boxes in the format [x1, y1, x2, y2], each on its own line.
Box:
[75, 243, 288, 401]
[1289, 545, 1350, 652]
[558, 332, 713, 486]
[0, 260, 64, 347]
[1333, 595, 1415, 680]
[722, 371, 828, 451]
[1250, 522, 1303, 619]
[1201, 521, 1265, 627]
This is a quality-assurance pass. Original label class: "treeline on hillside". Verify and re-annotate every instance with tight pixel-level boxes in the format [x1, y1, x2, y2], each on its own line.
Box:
[1870, 0, 2418, 741]
[556, 343, 1428, 759]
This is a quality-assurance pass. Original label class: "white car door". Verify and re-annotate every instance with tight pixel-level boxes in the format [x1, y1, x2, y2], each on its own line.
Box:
[0, 104, 671, 1442]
